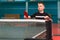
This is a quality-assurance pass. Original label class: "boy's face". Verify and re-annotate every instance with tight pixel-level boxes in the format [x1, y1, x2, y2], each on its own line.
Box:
[38, 3, 45, 11]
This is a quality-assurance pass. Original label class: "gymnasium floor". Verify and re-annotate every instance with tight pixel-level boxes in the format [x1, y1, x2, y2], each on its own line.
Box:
[52, 24, 60, 40]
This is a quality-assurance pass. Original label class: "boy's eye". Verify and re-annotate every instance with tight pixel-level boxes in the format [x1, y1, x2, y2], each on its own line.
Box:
[38, 6, 42, 7]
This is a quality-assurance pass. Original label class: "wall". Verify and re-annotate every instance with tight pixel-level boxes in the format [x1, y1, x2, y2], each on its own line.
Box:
[0, 1, 58, 23]
[0, 2, 26, 19]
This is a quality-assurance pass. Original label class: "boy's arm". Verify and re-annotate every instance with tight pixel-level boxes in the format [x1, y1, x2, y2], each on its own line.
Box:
[44, 16, 52, 21]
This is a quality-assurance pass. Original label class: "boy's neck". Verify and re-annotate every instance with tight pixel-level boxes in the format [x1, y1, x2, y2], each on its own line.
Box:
[39, 10, 44, 13]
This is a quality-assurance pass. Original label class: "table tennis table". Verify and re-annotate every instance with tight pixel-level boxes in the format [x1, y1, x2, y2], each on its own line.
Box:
[0, 19, 46, 40]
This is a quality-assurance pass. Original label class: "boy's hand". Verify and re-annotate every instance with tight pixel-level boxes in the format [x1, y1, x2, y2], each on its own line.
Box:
[24, 15, 31, 19]
[44, 16, 52, 21]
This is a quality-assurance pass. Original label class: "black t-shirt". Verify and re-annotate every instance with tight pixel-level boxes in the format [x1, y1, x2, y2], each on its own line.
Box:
[31, 12, 51, 19]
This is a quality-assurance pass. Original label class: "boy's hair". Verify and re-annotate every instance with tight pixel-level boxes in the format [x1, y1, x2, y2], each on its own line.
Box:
[38, 2, 44, 5]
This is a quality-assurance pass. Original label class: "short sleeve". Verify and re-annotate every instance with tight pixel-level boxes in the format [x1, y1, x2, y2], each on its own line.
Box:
[30, 13, 36, 19]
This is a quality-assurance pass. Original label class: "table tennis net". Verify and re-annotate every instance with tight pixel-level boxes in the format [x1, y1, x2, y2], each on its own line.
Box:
[0, 19, 46, 40]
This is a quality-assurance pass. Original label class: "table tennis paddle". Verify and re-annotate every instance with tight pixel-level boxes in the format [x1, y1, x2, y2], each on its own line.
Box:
[24, 11, 28, 18]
